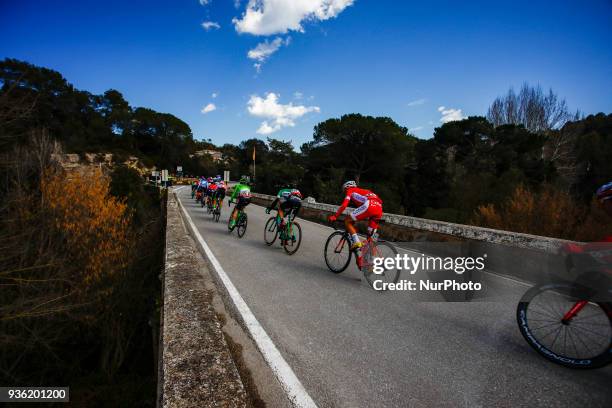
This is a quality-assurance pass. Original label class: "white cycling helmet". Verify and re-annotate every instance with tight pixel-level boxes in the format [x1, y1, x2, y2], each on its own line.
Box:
[342, 180, 357, 190]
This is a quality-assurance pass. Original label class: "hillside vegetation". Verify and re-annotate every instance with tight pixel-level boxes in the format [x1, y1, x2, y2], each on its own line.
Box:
[2, 58, 610, 240]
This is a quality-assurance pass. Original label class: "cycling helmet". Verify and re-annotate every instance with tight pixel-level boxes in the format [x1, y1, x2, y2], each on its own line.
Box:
[207, 177, 213, 183]
[239, 177, 248, 184]
[596, 181, 612, 202]
[342, 180, 357, 190]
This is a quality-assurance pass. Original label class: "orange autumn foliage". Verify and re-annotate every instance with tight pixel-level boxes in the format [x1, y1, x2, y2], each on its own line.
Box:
[472, 184, 610, 241]
[41, 167, 132, 288]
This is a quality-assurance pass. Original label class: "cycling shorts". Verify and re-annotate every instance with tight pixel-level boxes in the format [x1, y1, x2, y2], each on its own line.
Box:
[236, 196, 251, 210]
[350, 199, 383, 229]
[280, 198, 301, 216]
[215, 188, 226, 199]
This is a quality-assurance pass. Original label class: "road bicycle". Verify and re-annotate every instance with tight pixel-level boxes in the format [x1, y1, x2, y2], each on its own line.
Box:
[516, 241, 612, 368]
[323, 219, 400, 289]
[516, 282, 612, 368]
[227, 200, 248, 238]
[264, 209, 302, 255]
[211, 197, 222, 222]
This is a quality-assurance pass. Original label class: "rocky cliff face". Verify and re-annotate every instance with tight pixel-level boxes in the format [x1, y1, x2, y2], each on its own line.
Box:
[51, 152, 152, 175]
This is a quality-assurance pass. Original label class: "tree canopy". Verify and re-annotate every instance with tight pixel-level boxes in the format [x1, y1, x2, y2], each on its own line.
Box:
[2, 58, 610, 230]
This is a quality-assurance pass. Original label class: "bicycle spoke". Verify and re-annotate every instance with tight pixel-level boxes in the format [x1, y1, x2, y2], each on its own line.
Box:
[571, 312, 609, 321]
[568, 325, 607, 350]
[530, 321, 564, 331]
[568, 322, 609, 339]
[565, 328, 581, 359]
[528, 307, 561, 321]
[567, 326, 594, 357]
[536, 325, 565, 341]
[549, 324, 563, 350]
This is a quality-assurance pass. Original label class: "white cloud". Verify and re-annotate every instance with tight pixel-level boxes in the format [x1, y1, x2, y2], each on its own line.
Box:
[211, 92, 218, 98]
[409, 126, 423, 132]
[247, 37, 290, 71]
[234, 0, 241, 8]
[233, 0, 355, 35]
[201, 103, 217, 114]
[438, 106, 465, 123]
[407, 98, 426, 107]
[199, 0, 210, 5]
[247, 92, 320, 134]
[247, 37, 287, 61]
[293, 91, 304, 99]
[201, 21, 220, 30]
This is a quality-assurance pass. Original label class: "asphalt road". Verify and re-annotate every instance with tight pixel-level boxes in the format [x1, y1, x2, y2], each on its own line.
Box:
[176, 188, 612, 408]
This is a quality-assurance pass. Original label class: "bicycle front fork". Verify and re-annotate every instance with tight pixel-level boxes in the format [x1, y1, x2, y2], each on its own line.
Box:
[561, 300, 588, 324]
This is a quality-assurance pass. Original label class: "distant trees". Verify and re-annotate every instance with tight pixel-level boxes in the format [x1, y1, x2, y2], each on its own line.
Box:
[0, 58, 201, 174]
[487, 83, 580, 133]
[566, 113, 612, 200]
[404, 116, 552, 221]
[2, 58, 609, 239]
[301, 114, 416, 212]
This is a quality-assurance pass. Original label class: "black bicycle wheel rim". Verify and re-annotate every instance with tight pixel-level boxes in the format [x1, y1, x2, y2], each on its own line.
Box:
[516, 284, 612, 369]
[324, 231, 352, 273]
[363, 241, 401, 289]
[264, 217, 278, 246]
[283, 222, 302, 255]
[237, 213, 247, 238]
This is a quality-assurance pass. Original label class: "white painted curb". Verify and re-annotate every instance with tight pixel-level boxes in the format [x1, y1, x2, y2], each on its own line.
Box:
[173, 187, 318, 408]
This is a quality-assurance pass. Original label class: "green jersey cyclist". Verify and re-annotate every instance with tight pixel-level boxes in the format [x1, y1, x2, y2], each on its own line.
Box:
[228, 178, 252, 230]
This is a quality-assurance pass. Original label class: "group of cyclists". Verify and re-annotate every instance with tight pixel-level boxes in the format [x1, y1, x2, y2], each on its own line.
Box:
[190, 175, 612, 249]
[186, 177, 612, 369]
[192, 175, 226, 209]
[192, 175, 253, 230]
[191, 175, 390, 258]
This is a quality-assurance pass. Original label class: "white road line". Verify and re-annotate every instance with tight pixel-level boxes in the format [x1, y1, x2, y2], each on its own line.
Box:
[174, 188, 319, 408]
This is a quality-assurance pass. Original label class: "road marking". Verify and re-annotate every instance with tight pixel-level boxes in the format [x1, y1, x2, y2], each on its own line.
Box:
[174, 188, 318, 408]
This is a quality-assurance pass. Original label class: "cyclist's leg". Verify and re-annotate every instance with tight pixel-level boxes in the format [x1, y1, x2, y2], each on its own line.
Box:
[277, 199, 285, 219]
[232, 197, 249, 224]
[347, 201, 372, 246]
[229, 201, 239, 228]
[218, 190, 225, 208]
[292, 201, 302, 220]
[344, 217, 360, 246]
[366, 201, 383, 236]
[231, 198, 243, 222]
[285, 199, 301, 221]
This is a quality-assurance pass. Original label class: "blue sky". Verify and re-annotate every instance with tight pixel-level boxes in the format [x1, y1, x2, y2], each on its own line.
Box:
[1, 0, 611, 147]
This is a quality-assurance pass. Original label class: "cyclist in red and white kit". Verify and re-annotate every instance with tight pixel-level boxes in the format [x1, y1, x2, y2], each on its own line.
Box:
[328, 180, 383, 250]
